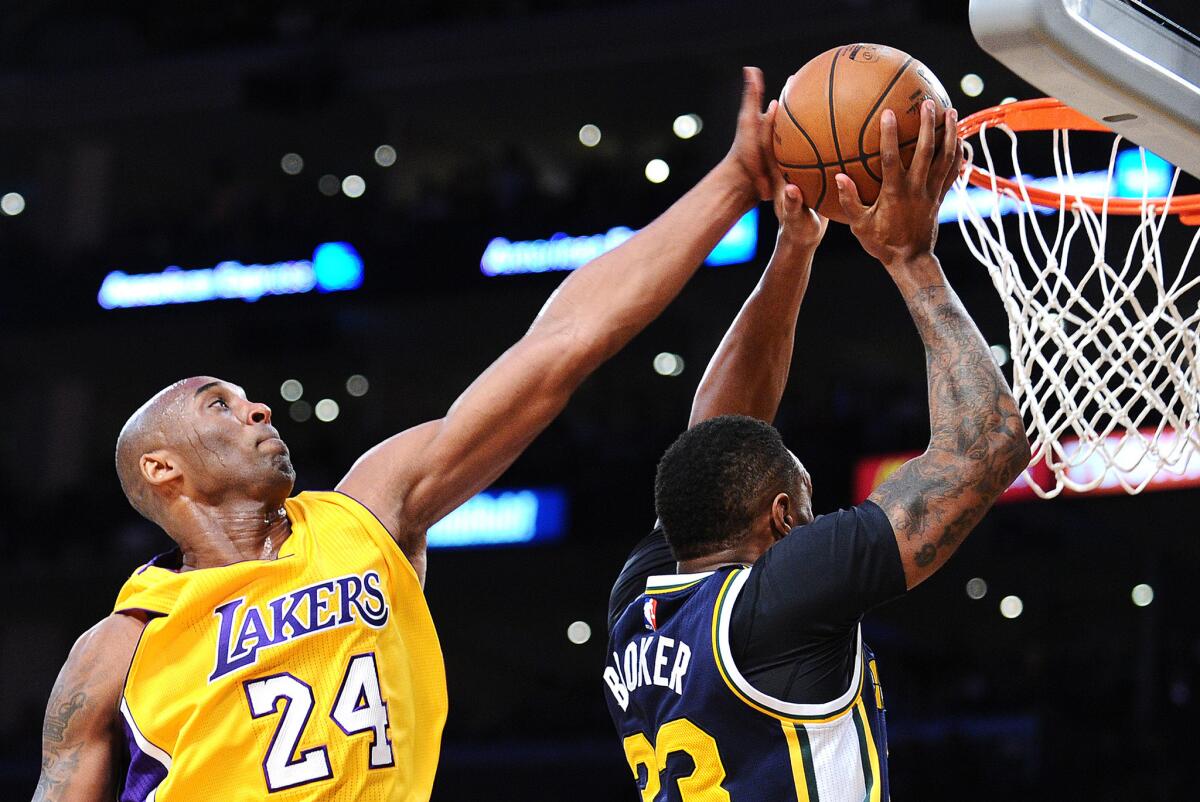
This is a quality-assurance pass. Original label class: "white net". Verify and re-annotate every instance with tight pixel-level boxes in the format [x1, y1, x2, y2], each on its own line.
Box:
[954, 119, 1200, 497]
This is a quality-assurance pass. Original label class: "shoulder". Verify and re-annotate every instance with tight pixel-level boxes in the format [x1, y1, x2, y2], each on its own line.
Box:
[289, 489, 429, 588]
[70, 614, 146, 683]
[53, 614, 147, 732]
[761, 501, 895, 566]
[608, 526, 676, 633]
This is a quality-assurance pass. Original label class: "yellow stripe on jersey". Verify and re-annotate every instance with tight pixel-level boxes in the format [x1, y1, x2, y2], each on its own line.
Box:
[868, 658, 885, 709]
[853, 698, 882, 802]
[645, 578, 706, 595]
[114, 491, 447, 802]
[781, 722, 817, 802]
[710, 570, 863, 725]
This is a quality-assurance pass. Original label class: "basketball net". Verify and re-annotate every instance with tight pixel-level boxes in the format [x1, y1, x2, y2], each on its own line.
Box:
[953, 99, 1200, 497]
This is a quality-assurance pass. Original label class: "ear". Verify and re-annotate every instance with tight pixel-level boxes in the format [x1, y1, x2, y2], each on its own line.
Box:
[140, 450, 182, 488]
[769, 493, 793, 540]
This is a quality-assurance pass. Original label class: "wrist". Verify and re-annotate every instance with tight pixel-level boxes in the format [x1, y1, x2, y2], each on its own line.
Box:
[885, 252, 945, 292]
[712, 156, 760, 211]
[768, 238, 816, 268]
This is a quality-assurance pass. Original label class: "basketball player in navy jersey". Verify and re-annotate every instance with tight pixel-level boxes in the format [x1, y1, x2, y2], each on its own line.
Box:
[604, 101, 1031, 800]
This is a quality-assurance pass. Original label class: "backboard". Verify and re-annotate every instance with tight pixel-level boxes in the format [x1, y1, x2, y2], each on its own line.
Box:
[969, 0, 1200, 178]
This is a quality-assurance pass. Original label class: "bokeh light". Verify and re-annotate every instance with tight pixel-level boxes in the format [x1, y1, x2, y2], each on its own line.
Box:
[1000, 595, 1024, 619]
[289, 400, 312, 423]
[342, 175, 366, 198]
[567, 621, 592, 645]
[645, 159, 670, 184]
[578, 124, 601, 147]
[315, 398, 340, 422]
[374, 145, 397, 167]
[653, 352, 684, 377]
[960, 73, 985, 97]
[1, 192, 26, 216]
[280, 153, 304, 175]
[318, 174, 340, 196]
[672, 114, 702, 139]
[280, 379, 304, 402]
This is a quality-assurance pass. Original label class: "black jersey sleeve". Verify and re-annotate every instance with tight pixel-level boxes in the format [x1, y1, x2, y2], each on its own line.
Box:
[607, 526, 676, 634]
[728, 500, 906, 703]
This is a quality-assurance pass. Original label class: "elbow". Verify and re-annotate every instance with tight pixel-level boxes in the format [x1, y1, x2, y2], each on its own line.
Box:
[1005, 418, 1032, 482]
[527, 316, 622, 384]
[1013, 429, 1032, 475]
[986, 426, 1031, 492]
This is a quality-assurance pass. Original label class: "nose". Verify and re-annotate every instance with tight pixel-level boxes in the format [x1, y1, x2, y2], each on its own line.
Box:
[248, 401, 272, 425]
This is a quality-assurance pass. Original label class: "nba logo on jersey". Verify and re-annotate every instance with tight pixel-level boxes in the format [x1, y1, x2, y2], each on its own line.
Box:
[643, 598, 657, 630]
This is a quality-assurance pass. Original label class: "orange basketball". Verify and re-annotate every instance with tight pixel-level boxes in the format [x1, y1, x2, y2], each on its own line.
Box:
[773, 44, 951, 223]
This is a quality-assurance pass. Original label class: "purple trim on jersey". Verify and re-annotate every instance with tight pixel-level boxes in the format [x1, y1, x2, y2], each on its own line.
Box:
[138, 548, 183, 574]
[119, 715, 168, 802]
[113, 607, 168, 620]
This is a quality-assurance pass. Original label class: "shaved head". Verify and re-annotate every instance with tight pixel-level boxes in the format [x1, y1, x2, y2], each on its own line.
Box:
[116, 378, 209, 524]
[115, 376, 294, 530]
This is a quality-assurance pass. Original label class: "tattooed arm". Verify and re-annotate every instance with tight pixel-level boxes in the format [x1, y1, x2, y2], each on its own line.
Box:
[32, 614, 144, 802]
[836, 100, 1030, 590]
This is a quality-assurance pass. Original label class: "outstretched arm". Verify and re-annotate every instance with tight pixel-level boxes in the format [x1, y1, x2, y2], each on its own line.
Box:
[837, 101, 1030, 590]
[338, 68, 782, 583]
[689, 183, 827, 427]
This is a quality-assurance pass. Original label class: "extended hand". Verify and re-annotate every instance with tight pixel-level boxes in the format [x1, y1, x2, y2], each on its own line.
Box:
[834, 101, 963, 267]
[722, 66, 783, 203]
[774, 183, 827, 252]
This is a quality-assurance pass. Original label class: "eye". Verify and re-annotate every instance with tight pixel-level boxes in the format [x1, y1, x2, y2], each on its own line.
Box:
[210, 397, 229, 409]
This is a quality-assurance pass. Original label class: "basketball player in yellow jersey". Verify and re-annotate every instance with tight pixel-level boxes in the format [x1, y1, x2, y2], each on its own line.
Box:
[30, 68, 788, 802]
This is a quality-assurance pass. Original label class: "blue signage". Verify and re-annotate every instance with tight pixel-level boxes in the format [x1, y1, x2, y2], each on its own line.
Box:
[427, 486, 568, 549]
[98, 242, 363, 309]
[480, 208, 760, 277]
[938, 148, 1174, 223]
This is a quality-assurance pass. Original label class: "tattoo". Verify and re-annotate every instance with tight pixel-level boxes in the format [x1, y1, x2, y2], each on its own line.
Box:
[871, 283, 1030, 578]
[33, 670, 92, 802]
[43, 692, 86, 744]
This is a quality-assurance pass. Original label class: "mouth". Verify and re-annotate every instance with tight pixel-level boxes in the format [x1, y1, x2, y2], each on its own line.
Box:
[256, 430, 287, 449]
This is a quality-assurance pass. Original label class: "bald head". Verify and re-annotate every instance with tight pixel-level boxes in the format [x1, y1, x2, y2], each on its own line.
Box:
[115, 374, 296, 531]
[116, 378, 207, 524]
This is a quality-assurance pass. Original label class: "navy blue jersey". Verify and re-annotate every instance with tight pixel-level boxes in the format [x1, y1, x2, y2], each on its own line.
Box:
[604, 503, 904, 801]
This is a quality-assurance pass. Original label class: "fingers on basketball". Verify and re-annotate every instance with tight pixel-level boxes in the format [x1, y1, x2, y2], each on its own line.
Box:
[878, 110, 903, 191]
[908, 101, 939, 188]
[936, 113, 964, 200]
[834, 173, 865, 221]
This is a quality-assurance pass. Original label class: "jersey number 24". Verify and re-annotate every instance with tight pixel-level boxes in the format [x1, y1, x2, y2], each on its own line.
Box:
[243, 652, 394, 792]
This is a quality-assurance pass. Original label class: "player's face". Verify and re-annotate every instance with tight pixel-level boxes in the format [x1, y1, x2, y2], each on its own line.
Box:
[790, 451, 814, 526]
[172, 377, 296, 501]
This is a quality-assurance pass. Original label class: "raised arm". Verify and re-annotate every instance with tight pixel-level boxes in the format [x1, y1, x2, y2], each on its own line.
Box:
[688, 183, 827, 427]
[836, 101, 1030, 590]
[338, 68, 781, 582]
[31, 614, 143, 802]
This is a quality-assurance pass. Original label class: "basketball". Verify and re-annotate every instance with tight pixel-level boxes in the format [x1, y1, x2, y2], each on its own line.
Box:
[773, 44, 951, 223]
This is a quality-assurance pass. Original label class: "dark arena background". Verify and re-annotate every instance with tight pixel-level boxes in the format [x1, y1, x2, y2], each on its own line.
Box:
[3, 2, 1200, 799]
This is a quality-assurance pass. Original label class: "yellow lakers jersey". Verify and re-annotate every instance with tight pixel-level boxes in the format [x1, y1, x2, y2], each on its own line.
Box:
[113, 491, 447, 801]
